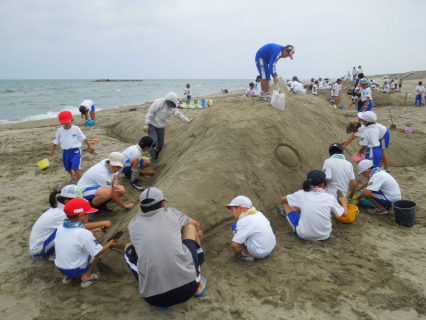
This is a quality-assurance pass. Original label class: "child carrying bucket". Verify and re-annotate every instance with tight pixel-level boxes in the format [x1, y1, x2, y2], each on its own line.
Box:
[50, 111, 95, 181]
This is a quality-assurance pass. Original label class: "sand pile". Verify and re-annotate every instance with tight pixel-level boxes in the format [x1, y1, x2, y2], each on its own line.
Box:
[1, 89, 426, 320]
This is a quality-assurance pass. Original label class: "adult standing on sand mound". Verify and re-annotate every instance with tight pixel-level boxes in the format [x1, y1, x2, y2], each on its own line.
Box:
[255, 43, 294, 97]
[144, 92, 192, 162]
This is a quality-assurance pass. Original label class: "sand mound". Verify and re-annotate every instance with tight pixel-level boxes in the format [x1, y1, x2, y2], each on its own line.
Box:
[370, 70, 426, 81]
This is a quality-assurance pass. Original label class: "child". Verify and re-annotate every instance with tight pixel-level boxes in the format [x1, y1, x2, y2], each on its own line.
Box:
[359, 78, 374, 111]
[330, 79, 342, 108]
[255, 75, 262, 95]
[184, 83, 191, 101]
[312, 80, 319, 96]
[290, 76, 306, 94]
[121, 136, 154, 190]
[348, 87, 360, 109]
[226, 196, 276, 261]
[50, 111, 95, 181]
[279, 170, 348, 241]
[322, 143, 357, 198]
[77, 152, 134, 210]
[245, 82, 257, 97]
[79, 99, 96, 121]
[415, 81, 424, 106]
[29, 185, 112, 259]
[356, 160, 401, 214]
[54, 198, 119, 287]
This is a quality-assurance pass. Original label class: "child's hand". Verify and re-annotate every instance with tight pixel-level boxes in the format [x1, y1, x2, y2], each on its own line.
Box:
[109, 239, 119, 248]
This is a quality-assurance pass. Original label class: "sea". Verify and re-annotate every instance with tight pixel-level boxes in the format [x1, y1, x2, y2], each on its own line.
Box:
[0, 79, 249, 124]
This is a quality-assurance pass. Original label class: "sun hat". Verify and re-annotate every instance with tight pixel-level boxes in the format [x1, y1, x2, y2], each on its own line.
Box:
[64, 198, 98, 216]
[140, 187, 165, 207]
[60, 185, 82, 198]
[226, 196, 252, 209]
[358, 111, 377, 122]
[307, 170, 326, 186]
[285, 45, 295, 60]
[108, 152, 125, 167]
[58, 111, 73, 123]
[329, 143, 345, 154]
[358, 159, 374, 175]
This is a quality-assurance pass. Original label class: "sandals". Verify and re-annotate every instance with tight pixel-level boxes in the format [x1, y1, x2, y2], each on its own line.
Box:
[194, 276, 208, 297]
[367, 208, 389, 215]
[81, 274, 98, 288]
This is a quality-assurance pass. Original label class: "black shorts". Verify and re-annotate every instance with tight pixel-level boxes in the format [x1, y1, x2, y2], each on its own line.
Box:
[79, 106, 89, 114]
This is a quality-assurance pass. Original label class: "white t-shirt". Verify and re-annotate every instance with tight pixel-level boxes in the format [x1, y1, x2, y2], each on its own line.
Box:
[287, 190, 344, 241]
[232, 211, 276, 258]
[291, 81, 306, 94]
[52, 125, 86, 150]
[371, 123, 387, 139]
[55, 225, 103, 269]
[29, 205, 66, 255]
[122, 145, 142, 161]
[360, 87, 373, 102]
[77, 159, 117, 190]
[255, 82, 261, 94]
[323, 155, 356, 197]
[331, 83, 340, 96]
[415, 85, 425, 94]
[184, 89, 191, 96]
[80, 99, 94, 108]
[245, 87, 256, 97]
[356, 125, 380, 147]
[312, 84, 318, 95]
[367, 171, 401, 203]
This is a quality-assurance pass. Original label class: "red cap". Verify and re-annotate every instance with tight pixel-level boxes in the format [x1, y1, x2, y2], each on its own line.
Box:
[64, 198, 98, 216]
[58, 111, 73, 123]
[288, 54, 294, 60]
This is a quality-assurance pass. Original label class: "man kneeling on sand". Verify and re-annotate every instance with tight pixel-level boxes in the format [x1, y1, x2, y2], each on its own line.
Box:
[226, 196, 276, 261]
[125, 187, 207, 310]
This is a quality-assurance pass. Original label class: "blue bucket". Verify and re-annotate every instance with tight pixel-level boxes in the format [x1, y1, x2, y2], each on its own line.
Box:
[201, 99, 206, 108]
[86, 120, 95, 127]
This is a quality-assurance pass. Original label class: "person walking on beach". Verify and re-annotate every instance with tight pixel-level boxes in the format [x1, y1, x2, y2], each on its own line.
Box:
[226, 196, 276, 261]
[121, 136, 154, 191]
[50, 111, 95, 181]
[29, 185, 112, 260]
[79, 99, 96, 121]
[77, 152, 135, 211]
[415, 81, 424, 106]
[144, 92, 192, 162]
[125, 187, 207, 309]
[355, 160, 401, 215]
[184, 83, 192, 102]
[55, 198, 119, 288]
[255, 43, 295, 97]
[331, 79, 342, 108]
[278, 170, 348, 241]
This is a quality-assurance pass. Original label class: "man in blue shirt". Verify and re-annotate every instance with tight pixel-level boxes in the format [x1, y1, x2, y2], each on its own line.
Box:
[255, 43, 294, 96]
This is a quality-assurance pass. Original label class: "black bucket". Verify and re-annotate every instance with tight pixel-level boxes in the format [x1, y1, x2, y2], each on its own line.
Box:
[392, 200, 417, 227]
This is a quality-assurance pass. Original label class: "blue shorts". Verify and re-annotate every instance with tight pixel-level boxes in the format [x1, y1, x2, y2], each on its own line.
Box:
[91, 105, 95, 112]
[33, 230, 57, 258]
[371, 190, 393, 208]
[255, 57, 272, 80]
[58, 259, 91, 278]
[366, 146, 383, 168]
[380, 129, 390, 149]
[82, 186, 100, 200]
[62, 148, 81, 171]
[186, 95, 192, 100]
[286, 211, 301, 230]
[121, 158, 145, 174]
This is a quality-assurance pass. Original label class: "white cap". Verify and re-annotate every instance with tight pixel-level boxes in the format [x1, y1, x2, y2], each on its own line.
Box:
[226, 196, 252, 209]
[358, 159, 374, 175]
[60, 184, 81, 198]
[358, 111, 377, 123]
[140, 187, 165, 207]
[108, 152, 125, 167]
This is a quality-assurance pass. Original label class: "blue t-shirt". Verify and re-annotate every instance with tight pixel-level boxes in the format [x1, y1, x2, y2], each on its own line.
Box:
[255, 43, 285, 76]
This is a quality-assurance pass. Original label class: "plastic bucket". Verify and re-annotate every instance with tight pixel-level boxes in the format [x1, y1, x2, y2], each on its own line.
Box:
[36, 159, 50, 170]
[336, 204, 359, 223]
[86, 120, 95, 126]
[392, 200, 417, 227]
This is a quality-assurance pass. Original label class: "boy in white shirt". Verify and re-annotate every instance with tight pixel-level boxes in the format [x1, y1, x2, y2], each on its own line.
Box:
[226, 196, 276, 261]
[290, 76, 306, 94]
[50, 111, 95, 181]
[312, 80, 319, 96]
[356, 160, 401, 214]
[358, 78, 374, 112]
[415, 81, 424, 106]
[79, 99, 96, 121]
[245, 82, 257, 97]
[78, 152, 135, 211]
[184, 83, 191, 101]
[55, 198, 119, 287]
[323, 143, 357, 198]
[330, 79, 342, 108]
[279, 170, 348, 241]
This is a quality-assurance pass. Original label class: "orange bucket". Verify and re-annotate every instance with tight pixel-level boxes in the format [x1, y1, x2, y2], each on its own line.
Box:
[336, 204, 359, 223]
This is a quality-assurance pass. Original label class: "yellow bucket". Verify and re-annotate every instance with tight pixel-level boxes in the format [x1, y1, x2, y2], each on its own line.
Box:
[36, 159, 50, 170]
[336, 204, 359, 224]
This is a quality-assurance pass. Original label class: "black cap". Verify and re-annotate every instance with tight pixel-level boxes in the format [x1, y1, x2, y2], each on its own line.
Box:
[307, 170, 326, 186]
[139, 136, 153, 149]
[328, 143, 344, 155]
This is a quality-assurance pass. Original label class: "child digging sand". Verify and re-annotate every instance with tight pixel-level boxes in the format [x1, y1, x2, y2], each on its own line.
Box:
[50, 111, 95, 181]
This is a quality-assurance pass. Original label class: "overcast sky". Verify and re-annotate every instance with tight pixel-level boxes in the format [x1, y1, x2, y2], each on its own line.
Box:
[0, 0, 424, 79]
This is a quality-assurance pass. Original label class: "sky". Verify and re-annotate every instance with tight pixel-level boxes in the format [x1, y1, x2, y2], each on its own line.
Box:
[0, 0, 425, 79]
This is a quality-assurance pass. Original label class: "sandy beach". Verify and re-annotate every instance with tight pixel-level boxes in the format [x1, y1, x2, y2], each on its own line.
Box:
[1, 74, 425, 320]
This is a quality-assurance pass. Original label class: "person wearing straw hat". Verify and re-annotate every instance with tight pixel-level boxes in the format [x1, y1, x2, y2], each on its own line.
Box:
[355, 159, 401, 214]
[77, 152, 134, 211]
[29, 185, 112, 260]
[125, 187, 207, 309]
[226, 196, 276, 261]
[255, 43, 295, 97]
[54, 198, 119, 288]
